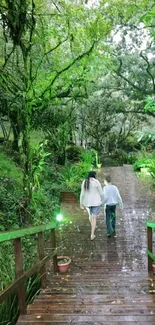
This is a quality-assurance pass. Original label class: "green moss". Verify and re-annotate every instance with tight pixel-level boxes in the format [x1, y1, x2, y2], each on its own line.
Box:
[0, 152, 22, 184]
[30, 130, 44, 148]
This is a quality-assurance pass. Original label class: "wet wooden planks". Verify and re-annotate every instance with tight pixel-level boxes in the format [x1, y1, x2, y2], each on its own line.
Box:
[17, 166, 155, 324]
[17, 316, 155, 322]
[17, 322, 155, 325]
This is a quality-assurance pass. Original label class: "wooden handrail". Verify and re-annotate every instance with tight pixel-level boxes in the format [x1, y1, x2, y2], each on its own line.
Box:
[0, 221, 56, 242]
[0, 248, 56, 303]
[146, 221, 155, 271]
[146, 221, 155, 229]
[0, 222, 58, 316]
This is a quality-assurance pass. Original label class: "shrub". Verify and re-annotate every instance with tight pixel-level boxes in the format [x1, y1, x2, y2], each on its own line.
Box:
[120, 135, 140, 152]
[59, 150, 95, 197]
[0, 153, 23, 230]
[31, 186, 60, 225]
[0, 152, 22, 186]
[80, 149, 96, 166]
[66, 145, 84, 162]
[137, 132, 155, 151]
[110, 149, 129, 165]
[0, 187, 22, 230]
[0, 238, 41, 325]
[133, 153, 155, 183]
[133, 156, 153, 171]
[0, 275, 41, 325]
[0, 153, 61, 325]
[101, 149, 139, 166]
[127, 152, 139, 165]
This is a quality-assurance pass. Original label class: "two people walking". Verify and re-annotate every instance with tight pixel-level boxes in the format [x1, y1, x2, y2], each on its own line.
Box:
[80, 171, 123, 240]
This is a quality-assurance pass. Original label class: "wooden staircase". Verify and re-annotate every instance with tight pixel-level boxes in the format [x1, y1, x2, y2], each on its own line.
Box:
[17, 166, 155, 324]
[1, 166, 155, 324]
[18, 268, 155, 324]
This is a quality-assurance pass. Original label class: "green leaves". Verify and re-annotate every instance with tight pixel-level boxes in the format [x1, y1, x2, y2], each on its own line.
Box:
[140, 9, 155, 25]
[144, 97, 155, 112]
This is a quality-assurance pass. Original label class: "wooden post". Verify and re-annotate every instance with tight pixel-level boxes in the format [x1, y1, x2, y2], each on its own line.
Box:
[38, 232, 46, 288]
[14, 238, 26, 315]
[51, 229, 58, 272]
[147, 226, 152, 272]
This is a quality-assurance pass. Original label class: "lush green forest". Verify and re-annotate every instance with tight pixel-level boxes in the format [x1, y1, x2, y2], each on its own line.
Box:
[0, 0, 155, 323]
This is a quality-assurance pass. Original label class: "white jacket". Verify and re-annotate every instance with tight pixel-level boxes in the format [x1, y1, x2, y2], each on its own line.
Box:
[80, 178, 103, 207]
[103, 184, 123, 207]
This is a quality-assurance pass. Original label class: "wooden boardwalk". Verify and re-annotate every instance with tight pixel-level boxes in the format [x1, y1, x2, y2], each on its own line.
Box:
[17, 165, 155, 324]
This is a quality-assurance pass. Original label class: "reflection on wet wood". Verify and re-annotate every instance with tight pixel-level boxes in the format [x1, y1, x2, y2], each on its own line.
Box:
[17, 166, 155, 324]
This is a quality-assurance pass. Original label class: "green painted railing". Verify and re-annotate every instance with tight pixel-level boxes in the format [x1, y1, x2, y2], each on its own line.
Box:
[0, 221, 58, 315]
[146, 221, 155, 272]
[0, 222, 56, 242]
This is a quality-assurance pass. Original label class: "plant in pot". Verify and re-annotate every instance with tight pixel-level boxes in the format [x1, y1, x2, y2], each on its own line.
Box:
[57, 256, 71, 273]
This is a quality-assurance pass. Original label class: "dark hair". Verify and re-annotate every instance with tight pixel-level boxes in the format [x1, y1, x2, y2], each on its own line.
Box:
[84, 171, 96, 190]
[105, 175, 111, 183]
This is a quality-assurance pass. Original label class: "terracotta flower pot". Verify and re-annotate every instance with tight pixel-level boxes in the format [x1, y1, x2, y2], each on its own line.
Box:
[152, 262, 155, 274]
[57, 256, 71, 273]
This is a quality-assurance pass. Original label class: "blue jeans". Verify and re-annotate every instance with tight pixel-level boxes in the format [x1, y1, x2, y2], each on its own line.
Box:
[106, 205, 116, 234]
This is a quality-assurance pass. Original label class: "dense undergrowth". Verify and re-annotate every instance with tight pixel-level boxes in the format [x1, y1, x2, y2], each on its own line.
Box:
[0, 150, 59, 324]
[0, 146, 96, 324]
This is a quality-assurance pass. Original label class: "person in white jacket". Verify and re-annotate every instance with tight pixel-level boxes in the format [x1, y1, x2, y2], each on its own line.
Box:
[80, 171, 103, 240]
[103, 175, 123, 237]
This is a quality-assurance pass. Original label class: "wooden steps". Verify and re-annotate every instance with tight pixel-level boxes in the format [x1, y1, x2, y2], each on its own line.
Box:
[17, 166, 155, 324]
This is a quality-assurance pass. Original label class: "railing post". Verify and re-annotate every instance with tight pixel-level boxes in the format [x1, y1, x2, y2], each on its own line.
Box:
[38, 232, 46, 288]
[51, 228, 58, 272]
[147, 226, 152, 272]
[14, 238, 26, 315]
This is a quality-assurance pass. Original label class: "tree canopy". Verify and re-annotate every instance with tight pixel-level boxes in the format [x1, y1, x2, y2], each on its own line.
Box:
[0, 0, 155, 221]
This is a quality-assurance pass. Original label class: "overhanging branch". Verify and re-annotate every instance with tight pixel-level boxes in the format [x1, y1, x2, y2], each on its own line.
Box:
[41, 41, 96, 98]
[113, 58, 146, 94]
[140, 49, 155, 93]
[29, 36, 69, 90]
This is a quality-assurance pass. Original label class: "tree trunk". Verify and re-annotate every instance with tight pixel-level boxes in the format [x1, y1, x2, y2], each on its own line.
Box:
[12, 123, 20, 151]
[10, 111, 20, 151]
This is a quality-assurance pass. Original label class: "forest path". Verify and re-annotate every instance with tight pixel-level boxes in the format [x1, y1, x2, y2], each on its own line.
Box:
[17, 165, 155, 325]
